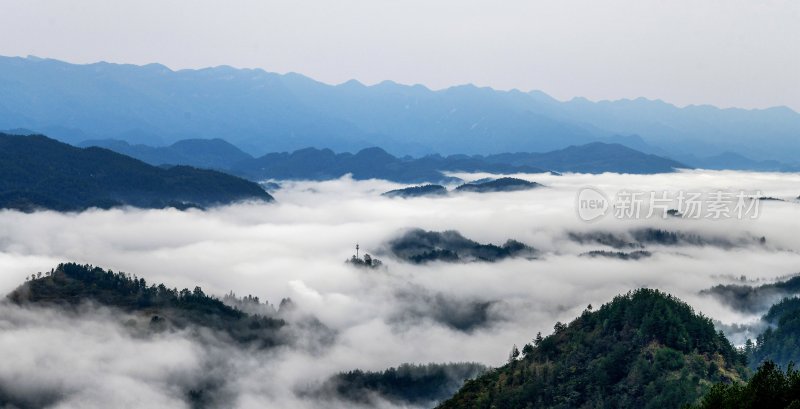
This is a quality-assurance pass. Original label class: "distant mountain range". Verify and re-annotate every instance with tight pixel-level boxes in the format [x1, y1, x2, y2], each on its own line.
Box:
[479, 142, 690, 174]
[686, 152, 800, 172]
[78, 138, 686, 182]
[1, 55, 799, 164]
[78, 137, 253, 171]
[0, 133, 272, 211]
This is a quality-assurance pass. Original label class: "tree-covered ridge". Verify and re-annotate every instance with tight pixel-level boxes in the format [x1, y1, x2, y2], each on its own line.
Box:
[0, 133, 273, 212]
[702, 276, 800, 314]
[382, 184, 448, 198]
[316, 362, 488, 406]
[388, 228, 536, 263]
[746, 297, 800, 370]
[438, 289, 747, 409]
[569, 228, 767, 250]
[7, 263, 286, 347]
[455, 177, 541, 193]
[382, 178, 543, 198]
[692, 361, 800, 409]
[581, 250, 652, 260]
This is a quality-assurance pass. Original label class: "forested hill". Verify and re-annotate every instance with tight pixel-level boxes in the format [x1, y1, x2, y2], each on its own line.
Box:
[0, 133, 273, 211]
[438, 289, 748, 409]
[316, 362, 488, 407]
[746, 296, 800, 370]
[7, 263, 286, 348]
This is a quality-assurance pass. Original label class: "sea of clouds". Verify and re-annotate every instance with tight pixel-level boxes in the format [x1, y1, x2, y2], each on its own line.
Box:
[1, 170, 800, 408]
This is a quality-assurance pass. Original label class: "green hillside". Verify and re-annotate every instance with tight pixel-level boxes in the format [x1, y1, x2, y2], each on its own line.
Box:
[8, 263, 286, 347]
[438, 289, 748, 409]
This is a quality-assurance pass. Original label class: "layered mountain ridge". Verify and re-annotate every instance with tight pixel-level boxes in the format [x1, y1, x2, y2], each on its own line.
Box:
[2, 55, 799, 164]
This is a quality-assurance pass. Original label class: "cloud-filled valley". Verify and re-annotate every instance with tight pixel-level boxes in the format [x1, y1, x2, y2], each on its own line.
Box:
[2, 170, 800, 408]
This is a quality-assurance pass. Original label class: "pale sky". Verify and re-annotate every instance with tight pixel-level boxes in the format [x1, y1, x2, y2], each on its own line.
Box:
[1, 0, 798, 110]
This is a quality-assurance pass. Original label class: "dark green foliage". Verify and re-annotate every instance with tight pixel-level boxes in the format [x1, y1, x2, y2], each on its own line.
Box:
[221, 291, 279, 317]
[749, 297, 800, 369]
[438, 289, 747, 409]
[582, 250, 652, 260]
[702, 276, 800, 314]
[0, 133, 273, 211]
[389, 229, 536, 263]
[382, 184, 448, 198]
[568, 231, 643, 249]
[633, 228, 682, 245]
[569, 228, 765, 250]
[692, 361, 800, 409]
[667, 208, 682, 217]
[410, 249, 461, 263]
[631, 228, 760, 248]
[455, 177, 541, 193]
[7, 263, 285, 347]
[346, 253, 384, 269]
[318, 362, 488, 406]
[391, 287, 495, 332]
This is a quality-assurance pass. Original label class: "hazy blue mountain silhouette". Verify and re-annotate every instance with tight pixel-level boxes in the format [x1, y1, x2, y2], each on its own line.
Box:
[552, 97, 800, 162]
[77, 136, 793, 174]
[79, 138, 686, 182]
[2, 55, 798, 162]
[79, 138, 252, 171]
[229, 146, 545, 183]
[0, 133, 273, 211]
[683, 151, 800, 172]
[483, 142, 686, 174]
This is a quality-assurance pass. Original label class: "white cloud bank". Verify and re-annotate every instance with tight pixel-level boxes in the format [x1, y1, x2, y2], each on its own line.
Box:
[1, 170, 800, 407]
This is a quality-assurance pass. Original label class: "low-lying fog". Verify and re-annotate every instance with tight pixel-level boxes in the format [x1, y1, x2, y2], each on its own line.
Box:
[2, 170, 800, 408]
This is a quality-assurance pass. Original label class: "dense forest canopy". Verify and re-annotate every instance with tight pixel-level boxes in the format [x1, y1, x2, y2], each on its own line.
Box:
[692, 361, 800, 409]
[568, 228, 767, 250]
[383, 184, 448, 198]
[315, 362, 488, 407]
[746, 297, 800, 370]
[8, 263, 800, 408]
[388, 228, 536, 263]
[438, 289, 748, 409]
[454, 177, 541, 193]
[702, 276, 800, 314]
[8, 263, 287, 347]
